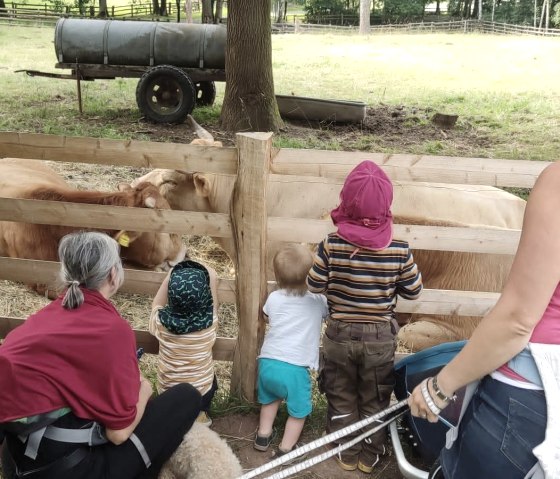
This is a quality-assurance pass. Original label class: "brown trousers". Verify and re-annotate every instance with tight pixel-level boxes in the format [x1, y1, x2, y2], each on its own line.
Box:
[319, 319, 397, 466]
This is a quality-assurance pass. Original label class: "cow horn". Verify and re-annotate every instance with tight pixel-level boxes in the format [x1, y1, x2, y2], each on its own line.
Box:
[186, 114, 215, 141]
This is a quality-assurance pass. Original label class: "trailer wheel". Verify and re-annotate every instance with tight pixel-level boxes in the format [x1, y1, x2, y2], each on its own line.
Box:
[194, 81, 216, 107]
[136, 65, 196, 124]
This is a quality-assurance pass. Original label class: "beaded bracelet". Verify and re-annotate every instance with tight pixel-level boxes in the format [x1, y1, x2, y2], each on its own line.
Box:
[432, 376, 457, 403]
[421, 378, 441, 416]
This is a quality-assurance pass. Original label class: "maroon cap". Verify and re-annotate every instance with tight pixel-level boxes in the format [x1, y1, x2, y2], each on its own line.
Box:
[331, 160, 393, 250]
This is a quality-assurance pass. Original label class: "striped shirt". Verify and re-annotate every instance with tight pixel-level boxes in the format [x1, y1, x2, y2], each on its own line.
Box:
[149, 307, 217, 395]
[307, 233, 423, 322]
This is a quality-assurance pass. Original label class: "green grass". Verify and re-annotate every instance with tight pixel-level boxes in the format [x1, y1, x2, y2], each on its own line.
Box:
[1, 26, 560, 160]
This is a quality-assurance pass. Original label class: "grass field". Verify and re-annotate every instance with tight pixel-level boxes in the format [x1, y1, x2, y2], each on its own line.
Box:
[1, 25, 560, 160]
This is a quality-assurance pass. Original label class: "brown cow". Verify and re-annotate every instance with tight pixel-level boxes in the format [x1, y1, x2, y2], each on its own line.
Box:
[128, 167, 526, 351]
[0, 158, 186, 295]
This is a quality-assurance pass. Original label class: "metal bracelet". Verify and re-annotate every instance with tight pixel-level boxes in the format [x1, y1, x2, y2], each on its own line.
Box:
[421, 378, 441, 416]
[432, 375, 457, 403]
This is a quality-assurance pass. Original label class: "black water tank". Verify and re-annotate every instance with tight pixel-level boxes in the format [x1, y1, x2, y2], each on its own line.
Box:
[54, 18, 226, 69]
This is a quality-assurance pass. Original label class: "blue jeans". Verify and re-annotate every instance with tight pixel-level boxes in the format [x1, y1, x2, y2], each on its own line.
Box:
[441, 376, 546, 479]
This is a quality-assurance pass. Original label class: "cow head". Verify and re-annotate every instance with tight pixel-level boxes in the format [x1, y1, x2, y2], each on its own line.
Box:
[126, 170, 219, 213]
[117, 182, 186, 270]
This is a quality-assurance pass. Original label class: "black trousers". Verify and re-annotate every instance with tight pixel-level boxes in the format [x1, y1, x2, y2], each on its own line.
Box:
[2, 383, 201, 479]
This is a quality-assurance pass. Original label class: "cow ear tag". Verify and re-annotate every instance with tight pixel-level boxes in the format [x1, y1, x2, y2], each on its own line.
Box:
[117, 232, 130, 247]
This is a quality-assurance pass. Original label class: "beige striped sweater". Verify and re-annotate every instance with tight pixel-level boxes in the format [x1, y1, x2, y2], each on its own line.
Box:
[149, 306, 217, 395]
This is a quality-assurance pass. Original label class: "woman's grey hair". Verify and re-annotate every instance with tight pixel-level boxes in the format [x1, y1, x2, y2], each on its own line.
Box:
[58, 231, 124, 309]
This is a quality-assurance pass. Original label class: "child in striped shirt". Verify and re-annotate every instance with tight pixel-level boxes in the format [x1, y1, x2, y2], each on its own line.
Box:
[150, 259, 219, 426]
[307, 160, 423, 473]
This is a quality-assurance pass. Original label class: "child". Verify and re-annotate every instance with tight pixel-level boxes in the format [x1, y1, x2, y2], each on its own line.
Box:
[150, 259, 219, 426]
[253, 244, 329, 458]
[307, 160, 423, 473]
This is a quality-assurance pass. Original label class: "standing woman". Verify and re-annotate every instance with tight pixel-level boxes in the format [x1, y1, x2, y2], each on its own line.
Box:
[0, 231, 202, 479]
[408, 162, 560, 478]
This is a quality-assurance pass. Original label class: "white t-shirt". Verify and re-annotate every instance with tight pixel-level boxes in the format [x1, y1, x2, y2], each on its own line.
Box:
[259, 289, 329, 370]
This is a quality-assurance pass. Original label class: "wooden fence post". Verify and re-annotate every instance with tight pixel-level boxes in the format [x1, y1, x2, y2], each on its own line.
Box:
[230, 132, 272, 402]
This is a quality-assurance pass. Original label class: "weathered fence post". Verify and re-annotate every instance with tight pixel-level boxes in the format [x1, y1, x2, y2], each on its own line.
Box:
[230, 132, 272, 402]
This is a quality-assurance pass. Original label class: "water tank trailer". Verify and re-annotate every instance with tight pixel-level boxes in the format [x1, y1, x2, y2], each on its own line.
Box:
[25, 18, 227, 123]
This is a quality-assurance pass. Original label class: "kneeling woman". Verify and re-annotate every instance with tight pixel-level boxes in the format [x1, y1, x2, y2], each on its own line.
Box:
[0, 231, 202, 479]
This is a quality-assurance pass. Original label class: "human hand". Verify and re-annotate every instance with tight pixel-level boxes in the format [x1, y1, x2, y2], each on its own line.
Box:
[407, 377, 451, 423]
[139, 376, 153, 400]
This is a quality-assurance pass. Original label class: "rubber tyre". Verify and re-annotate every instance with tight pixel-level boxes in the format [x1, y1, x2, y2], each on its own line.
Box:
[428, 459, 444, 479]
[136, 65, 196, 124]
[194, 81, 216, 106]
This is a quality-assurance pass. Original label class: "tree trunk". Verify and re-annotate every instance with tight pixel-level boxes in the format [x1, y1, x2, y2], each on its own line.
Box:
[184, 0, 193, 22]
[463, 0, 471, 18]
[160, 0, 167, 15]
[220, 0, 283, 132]
[214, 0, 223, 23]
[152, 0, 159, 15]
[276, 0, 285, 23]
[359, 0, 371, 34]
[97, 0, 108, 16]
[201, 0, 213, 22]
[436, 0, 441, 14]
[472, 0, 479, 18]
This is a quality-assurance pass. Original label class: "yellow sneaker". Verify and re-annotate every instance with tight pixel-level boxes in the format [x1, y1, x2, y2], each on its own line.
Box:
[334, 455, 358, 471]
[196, 411, 212, 427]
[358, 454, 380, 474]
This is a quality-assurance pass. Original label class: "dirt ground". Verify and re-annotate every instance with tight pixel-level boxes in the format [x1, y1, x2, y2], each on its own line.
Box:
[97, 103, 488, 156]
[211, 412, 412, 479]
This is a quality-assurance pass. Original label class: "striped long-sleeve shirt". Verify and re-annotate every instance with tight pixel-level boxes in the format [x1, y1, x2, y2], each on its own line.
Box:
[307, 233, 423, 322]
[149, 306, 217, 395]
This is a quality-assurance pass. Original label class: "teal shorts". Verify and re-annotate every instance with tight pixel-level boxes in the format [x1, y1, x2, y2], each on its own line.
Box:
[257, 358, 312, 419]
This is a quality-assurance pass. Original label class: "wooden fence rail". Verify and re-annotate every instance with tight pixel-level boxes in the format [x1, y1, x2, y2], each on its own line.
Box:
[0, 132, 553, 400]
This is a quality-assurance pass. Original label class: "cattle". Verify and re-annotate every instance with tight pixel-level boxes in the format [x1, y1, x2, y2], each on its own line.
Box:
[128, 167, 526, 351]
[0, 158, 186, 295]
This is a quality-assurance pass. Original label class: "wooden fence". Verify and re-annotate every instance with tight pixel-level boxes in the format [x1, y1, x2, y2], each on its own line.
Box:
[0, 1, 172, 24]
[272, 18, 560, 36]
[0, 131, 552, 401]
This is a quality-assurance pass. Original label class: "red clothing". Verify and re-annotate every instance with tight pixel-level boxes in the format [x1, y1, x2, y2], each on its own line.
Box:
[0, 289, 140, 430]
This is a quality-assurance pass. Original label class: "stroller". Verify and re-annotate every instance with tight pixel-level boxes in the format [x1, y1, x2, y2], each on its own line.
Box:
[390, 340, 467, 479]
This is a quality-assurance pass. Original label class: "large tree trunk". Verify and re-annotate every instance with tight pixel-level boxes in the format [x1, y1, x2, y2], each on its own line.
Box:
[220, 0, 283, 132]
[359, 0, 371, 34]
[273, 0, 285, 22]
[97, 0, 108, 16]
[184, 0, 193, 22]
[201, 0, 213, 22]
[0, 0, 5, 15]
[152, 0, 159, 15]
[214, 0, 223, 23]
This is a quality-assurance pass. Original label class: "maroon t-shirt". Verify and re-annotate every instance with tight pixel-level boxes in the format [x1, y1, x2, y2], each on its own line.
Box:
[0, 289, 140, 430]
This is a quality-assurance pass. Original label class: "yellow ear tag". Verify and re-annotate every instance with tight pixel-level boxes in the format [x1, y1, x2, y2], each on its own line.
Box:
[118, 232, 130, 248]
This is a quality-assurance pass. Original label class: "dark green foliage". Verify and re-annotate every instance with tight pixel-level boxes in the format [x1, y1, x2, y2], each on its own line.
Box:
[448, 0, 560, 25]
[383, 0, 427, 22]
[304, 0, 353, 17]
[554, 2, 560, 26]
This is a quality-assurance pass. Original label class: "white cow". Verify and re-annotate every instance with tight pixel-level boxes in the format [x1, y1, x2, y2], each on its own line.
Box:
[129, 167, 526, 351]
